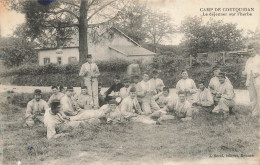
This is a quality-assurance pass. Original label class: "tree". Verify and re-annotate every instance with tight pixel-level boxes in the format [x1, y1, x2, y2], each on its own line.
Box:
[8, 0, 125, 64]
[114, 1, 176, 52]
[143, 10, 176, 52]
[113, 0, 148, 43]
[180, 16, 245, 56]
[0, 37, 37, 67]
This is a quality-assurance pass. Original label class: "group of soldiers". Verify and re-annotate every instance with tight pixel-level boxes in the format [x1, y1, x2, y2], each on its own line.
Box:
[24, 49, 260, 140]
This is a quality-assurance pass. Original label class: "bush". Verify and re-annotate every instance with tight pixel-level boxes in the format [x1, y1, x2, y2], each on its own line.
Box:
[0, 56, 246, 89]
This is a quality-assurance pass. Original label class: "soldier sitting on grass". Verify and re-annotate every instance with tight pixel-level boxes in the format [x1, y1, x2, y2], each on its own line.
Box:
[24, 89, 49, 127]
[44, 99, 83, 140]
[192, 81, 214, 113]
[212, 72, 235, 118]
[157, 91, 192, 124]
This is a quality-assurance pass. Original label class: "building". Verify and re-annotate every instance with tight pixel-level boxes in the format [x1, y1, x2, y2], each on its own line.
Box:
[37, 27, 156, 65]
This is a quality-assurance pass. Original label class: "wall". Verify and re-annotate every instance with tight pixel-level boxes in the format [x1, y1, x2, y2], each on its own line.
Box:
[38, 48, 79, 65]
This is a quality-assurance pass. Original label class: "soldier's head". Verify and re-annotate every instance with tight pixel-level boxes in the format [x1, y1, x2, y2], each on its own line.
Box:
[198, 81, 206, 91]
[50, 99, 61, 115]
[66, 86, 74, 97]
[114, 75, 121, 84]
[129, 87, 137, 99]
[34, 89, 42, 102]
[59, 86, 66, 94]
[131, 75, 140, 84]
[86, 54, 93, 63]
[181, 70, 189, 79]
[152, 70, 159, 79]
[123, 77, 130, 88]
[108, 99, 117, 110]
[213, 66, 221, 76]
[217, 72, 226, 84]
[142, 72, 149, 82]
[81, 86, 88, 95]
[51, 86, 59, 95]
[178, 91, 186, 103]
[162, 86, 170, 96]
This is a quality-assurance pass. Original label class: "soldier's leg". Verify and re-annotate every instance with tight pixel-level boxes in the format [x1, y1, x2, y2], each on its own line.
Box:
[252, 85, 260, 116]
[84, 79, 94, 105]
[150, 98, 160, 112]
[141, 100, 152, 114]
[92, 79, 99, 108]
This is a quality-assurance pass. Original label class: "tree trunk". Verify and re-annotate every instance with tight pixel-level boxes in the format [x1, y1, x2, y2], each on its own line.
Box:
[79, 0, 88, 65]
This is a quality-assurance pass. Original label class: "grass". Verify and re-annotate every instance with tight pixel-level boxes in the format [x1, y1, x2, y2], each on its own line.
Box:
[0, 92, 259, 165]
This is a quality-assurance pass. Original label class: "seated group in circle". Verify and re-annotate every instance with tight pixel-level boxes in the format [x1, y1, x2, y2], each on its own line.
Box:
[24, 67, 235, 139]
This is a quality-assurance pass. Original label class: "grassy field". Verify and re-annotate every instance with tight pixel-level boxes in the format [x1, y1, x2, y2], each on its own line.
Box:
[0, 93, 259, 165]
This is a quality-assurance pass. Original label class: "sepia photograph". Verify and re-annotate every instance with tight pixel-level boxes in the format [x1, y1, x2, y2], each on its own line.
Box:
[0, 0, 259, 164]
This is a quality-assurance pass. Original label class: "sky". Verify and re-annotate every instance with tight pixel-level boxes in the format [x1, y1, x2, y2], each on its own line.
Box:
[0, 0, 259, 45]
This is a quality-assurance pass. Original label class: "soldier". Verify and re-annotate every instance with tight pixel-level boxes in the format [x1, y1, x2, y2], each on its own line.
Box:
[242, 47, 260, 117]
[119, 77, 132, 99]
[98, 82, 106, 107]
[121, 87, 157, 124]
[104, 75, 124, 102]
[44, 100, 82, 140]
[154, 86, 171, 109]
[158, 91, 192, 123]
[60, 86, 81, 116]
[136, 72, 160, 114]
[24, 89, 49, 127]
[212, 72, 235, 117]
[208, 66, 231, 99]
[70, 99, 121, 123]
[149, 69, 165, 95]
[193, 81, 214, 112]
[79, 54, 100, 109]
[48, 86, 64, 106]
[74, 86, 92, 110]
[176, 70, 197, 103]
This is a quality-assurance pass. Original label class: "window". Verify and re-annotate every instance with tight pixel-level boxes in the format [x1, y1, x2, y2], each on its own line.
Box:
[43, 58, 50, 65]
[57, 57, 62, 65]
[68, 57, 77, 64]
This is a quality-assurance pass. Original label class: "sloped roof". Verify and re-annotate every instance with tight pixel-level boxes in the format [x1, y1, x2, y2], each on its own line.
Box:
[109, 45, 156, 56]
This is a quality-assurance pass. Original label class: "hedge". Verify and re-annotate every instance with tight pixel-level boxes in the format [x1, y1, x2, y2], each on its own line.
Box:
[0, 56, 247, 89]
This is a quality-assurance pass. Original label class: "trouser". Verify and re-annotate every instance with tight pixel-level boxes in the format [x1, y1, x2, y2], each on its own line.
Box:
[158, 115, 175, 122]
[25, 115, 44, 127]
[84, 78, 99, 108]
[249, 85, 260, 116]
[212, 98, 235, 114]
[130, 115, 156, 124]
[192, 105, 214, 113]
[140, 95, 160, 114]
[70, 110, 105, 121]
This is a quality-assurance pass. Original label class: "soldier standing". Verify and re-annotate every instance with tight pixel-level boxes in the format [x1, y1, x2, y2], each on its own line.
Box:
[79, 54, 100, 109]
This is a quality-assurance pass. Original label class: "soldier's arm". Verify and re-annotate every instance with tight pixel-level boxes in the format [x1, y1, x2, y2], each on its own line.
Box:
[79, 64, 86, 76]
[25, 102, 33, 119]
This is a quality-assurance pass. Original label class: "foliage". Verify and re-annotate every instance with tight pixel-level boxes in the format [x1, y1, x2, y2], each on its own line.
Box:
[0, 55, 247, 89]
[180, 16, 246, 56]
[114, 0, 148, 43]
[114, 0, 176, 51]
[0, 37, 38, 67]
